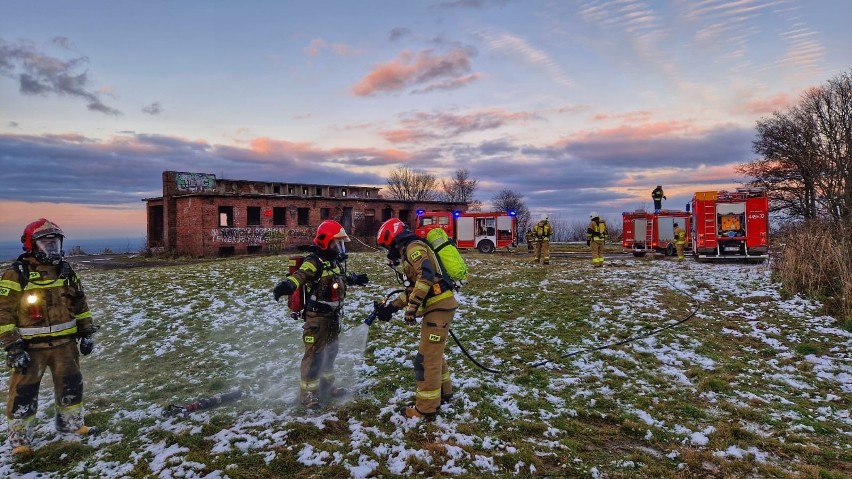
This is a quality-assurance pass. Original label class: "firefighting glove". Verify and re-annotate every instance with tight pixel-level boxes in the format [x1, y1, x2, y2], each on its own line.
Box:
[79, 335, 95, 356]
[586, 239, 591, 246]
[403, 306, 417, 326]
[346, 273, 369, 286]
[5, 341, 30, 371]
[273, 279, 296, 302]
[376, 303, 398, 322]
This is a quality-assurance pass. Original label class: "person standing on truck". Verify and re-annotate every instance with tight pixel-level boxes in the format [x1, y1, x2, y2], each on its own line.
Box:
[586, 212, 607, 267]
[374, 218, 457, 421]
[673, 222, 686, 263]
[272, 220, 369, 409]
[532, 215, 553, 265]
[652, 185, 666, 213]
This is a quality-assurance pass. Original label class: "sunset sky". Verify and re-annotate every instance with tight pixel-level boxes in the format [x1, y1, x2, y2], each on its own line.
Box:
[1, 0, 850, 241]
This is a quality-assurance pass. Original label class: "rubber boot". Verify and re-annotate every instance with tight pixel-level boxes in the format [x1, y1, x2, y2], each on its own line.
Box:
[301, 391, 320, 410]
[56, 407, 99, 436]
[8, 418, 34, 455]
[400, 405, 436, 421]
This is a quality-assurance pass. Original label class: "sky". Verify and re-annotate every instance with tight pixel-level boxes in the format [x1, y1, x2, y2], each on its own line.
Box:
[1, 0, 850, 241]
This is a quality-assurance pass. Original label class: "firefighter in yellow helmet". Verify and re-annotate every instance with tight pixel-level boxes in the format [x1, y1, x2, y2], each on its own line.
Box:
[586, 212, 607, 267]
[374, 218, 457, 421]
[272, 220, 369, 409]
[673, 221, 686, 263]
[532, 215, 553, 265]
[0, 219, 99, 455]
[524, 229, 535, 253]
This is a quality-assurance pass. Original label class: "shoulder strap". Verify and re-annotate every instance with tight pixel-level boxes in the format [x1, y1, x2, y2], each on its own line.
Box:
[11, 260, 29, 290]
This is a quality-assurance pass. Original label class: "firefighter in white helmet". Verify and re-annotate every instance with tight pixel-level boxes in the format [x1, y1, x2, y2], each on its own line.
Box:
[586, 212, 607, 267]
[532, 214, 553, 265]
[272, 220, 369, 409]
[0, 219, 99, 455]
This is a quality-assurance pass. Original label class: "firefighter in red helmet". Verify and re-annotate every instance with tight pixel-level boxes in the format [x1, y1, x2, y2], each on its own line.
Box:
[272, 220, 369, 409]
[374, 218, 457, 421]
[0, 219, 99, 455]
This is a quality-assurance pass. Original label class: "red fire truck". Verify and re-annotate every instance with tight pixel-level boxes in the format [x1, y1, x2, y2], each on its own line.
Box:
[690, 188, 769, 262]
[622, 210, 692, 257]
[414, 210, 517, 253]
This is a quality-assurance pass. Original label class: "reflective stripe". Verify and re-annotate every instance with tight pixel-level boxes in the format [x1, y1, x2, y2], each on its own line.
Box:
[74, 311, 93, 320]
[0, 324, 17, 334]
[321, 372, 335, 381]
[416, 388, 441, 400]
[301, 379, 319, 391]
[18, 319, 77, 337]
[312, 299, 341, 308]
[24, 279, 69, 290]
[424, 290, 453, 307]
[0, 279, 22, 292]
[441, 371, 451, 382]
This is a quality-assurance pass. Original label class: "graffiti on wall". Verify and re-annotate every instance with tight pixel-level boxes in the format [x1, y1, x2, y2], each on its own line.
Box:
[176, 172, 215, 192]
[211, 227, 314, 252]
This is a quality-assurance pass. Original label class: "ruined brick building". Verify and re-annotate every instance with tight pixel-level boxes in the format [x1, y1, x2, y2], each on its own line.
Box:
[143, 171, 466, 257]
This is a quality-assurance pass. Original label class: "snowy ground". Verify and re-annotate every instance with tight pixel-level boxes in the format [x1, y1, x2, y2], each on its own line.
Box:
[0, 251, 849, 478]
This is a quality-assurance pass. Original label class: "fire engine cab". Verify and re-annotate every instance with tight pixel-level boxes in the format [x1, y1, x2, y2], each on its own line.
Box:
[690, 188, 769, 262]
[622, 210, 692, 257]
[414, 210, 517, 254]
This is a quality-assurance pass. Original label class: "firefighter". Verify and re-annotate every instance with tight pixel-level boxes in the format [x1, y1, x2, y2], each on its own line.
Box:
[673, 222, 686, 263]
[524, 229, 535, 253]
[374, 218, 457, 421]
[272, 220, 369, 409]
[586, 212, 607, 267]
[652, 185, 666, 213]
[0, 219, 99, 455]
[532, 215, 553, 265]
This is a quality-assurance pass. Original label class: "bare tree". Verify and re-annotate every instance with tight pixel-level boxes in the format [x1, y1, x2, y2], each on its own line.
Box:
[491, 189, 530, 234]
[741, 69, 852, 223]
[384, 166, 439, 201]
[440, 168, 482, 210]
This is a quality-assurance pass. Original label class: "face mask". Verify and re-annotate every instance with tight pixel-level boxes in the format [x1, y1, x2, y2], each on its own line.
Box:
[35, 236, 63, 264]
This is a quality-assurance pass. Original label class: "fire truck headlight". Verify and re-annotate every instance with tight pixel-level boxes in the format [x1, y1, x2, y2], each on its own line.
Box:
[27, 294, 38, 305]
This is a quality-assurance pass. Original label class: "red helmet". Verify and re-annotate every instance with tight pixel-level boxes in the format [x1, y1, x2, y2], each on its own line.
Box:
[313, 220, 350, 250]
[376, 218, 406, 248]
[21, 218, 65, 253]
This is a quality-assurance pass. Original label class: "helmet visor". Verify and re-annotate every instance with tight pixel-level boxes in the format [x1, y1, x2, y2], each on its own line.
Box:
[35, 236, 62, 257]
[331, 239, 346, 256]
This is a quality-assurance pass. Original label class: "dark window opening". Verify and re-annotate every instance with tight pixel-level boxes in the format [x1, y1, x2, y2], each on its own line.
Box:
[273, 185, 280, 194]
[298, 208, 310, 226]
[273, 207, 287, 226]
[302, 187, 308, 195]
[247, 245, 262, 254]
[247, 206, 261, 226]
[218, 246, 235, 257]
[218, 206, 234, 227]
[341, 189, 347, 197]
[320, 208, 330, 219]
[288, 187, 295, 194]
[315, 187, 323, 196]
[382, 208, 393, 221]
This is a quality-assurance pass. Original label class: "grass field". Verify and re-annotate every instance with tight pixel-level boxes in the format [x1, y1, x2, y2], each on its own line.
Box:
[1, 249, 850, 478]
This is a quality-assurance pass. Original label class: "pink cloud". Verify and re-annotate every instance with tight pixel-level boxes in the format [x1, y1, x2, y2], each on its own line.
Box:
[380, 108, 537, 144]
[351, 48, 476, 96]
[565, 119, 700, 142]
[736, 93, 795, 115]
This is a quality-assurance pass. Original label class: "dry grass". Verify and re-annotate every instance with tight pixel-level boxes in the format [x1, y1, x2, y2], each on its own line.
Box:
[773, 220, 852, 328]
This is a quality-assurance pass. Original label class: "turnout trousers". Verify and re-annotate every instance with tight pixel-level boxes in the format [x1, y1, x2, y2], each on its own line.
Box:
[300, 310, 341, 402]
[414, 306, 456, 414]
[6, 339, 86, 448]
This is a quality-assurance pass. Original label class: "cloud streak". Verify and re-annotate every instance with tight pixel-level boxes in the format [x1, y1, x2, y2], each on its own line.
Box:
[351, 47, 478, 96]
[0, 37, 120, 115]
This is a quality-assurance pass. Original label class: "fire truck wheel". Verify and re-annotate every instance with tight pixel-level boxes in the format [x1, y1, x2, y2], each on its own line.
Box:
[633, 252, 645, 257]
[477, 240, 495, 254]
[665, 244, 675, 256]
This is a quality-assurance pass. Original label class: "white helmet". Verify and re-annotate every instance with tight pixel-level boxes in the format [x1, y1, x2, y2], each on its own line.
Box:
[540, 214, 549, 222]
[589, 211, 599, 218]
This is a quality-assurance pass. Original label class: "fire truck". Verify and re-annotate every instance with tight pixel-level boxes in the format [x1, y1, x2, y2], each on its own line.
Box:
[690, 188, 769, 262]
[413, 210, 517, 253]
[622, 210, 692, 257]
